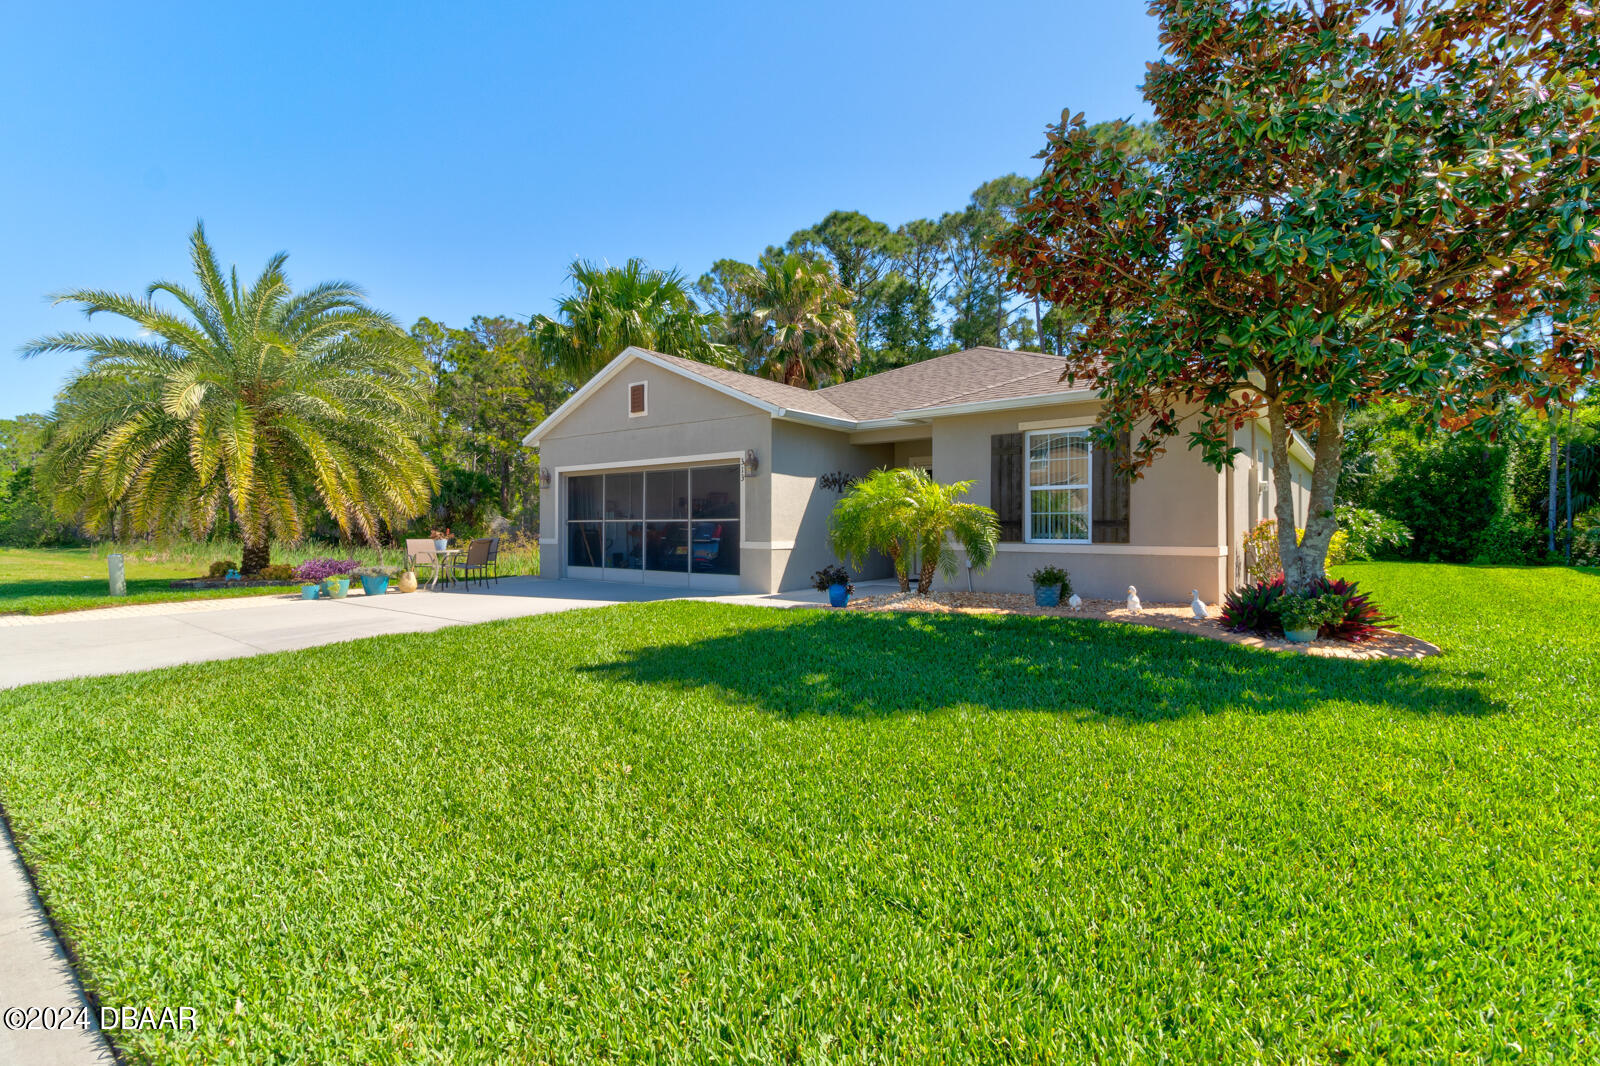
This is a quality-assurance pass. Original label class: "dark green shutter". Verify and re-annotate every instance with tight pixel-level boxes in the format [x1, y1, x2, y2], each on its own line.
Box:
[991, 433, 1024, 541]
[1092, 431, 1132, 544]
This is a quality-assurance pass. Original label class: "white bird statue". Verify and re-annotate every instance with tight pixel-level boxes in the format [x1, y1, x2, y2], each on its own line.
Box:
[1126, 585, 1142, 614]
[1190, 590, 1208, 620]
[1066, 592, 1083, 611]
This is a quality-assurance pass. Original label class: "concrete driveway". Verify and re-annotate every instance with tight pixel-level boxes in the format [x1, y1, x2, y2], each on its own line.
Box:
[0, 577, 858, 690]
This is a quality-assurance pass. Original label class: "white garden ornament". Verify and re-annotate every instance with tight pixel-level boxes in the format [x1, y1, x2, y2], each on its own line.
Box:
[1126, 586, 1142, 614]
[1067, 592, 1083, 611]
[1190, 590, 1207, 619]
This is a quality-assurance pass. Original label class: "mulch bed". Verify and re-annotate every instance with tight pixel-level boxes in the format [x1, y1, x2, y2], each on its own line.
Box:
[167, 578, 298, 590]
[845, 590, 1439, 660]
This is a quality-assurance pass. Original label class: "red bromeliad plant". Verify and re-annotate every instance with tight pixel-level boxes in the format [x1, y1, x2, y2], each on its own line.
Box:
[995, 0, 1600, 593]
[1222, 573, 1395, 641]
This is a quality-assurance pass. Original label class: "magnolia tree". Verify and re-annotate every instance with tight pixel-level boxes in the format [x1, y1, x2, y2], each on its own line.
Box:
[996, 0, 1600, 592]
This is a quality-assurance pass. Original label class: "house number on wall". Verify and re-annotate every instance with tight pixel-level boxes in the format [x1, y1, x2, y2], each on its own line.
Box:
[818, 472, 858, 493]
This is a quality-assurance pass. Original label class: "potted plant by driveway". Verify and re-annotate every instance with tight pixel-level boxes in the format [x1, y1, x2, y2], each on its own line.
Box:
[1272, 592, 1345, 643]
[1029, 565, 1071, 608]
[812, 564, 854, 608]
[356, 566, 391, 597]
[396, 569, 418, 593]
[323, 574, 351, 598]
[300, 582, 322, 600]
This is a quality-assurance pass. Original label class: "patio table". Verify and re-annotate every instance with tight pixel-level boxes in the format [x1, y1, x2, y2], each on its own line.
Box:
[426, 548, 464, 590]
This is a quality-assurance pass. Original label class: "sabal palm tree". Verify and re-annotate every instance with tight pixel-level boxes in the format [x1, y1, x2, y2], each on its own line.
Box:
[732, 253, 859, 388]
[23, 223, 436, 572]
[829, 468, 999, 594]
[532, 258, 727, 380]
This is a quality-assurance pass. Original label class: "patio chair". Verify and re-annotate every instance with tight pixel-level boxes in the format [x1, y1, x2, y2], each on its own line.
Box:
[457, 537, 497, 589]
[404, 538, 440, 582]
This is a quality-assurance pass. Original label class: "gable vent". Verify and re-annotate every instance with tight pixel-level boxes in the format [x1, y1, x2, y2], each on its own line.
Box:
[628, 382, 647, 417]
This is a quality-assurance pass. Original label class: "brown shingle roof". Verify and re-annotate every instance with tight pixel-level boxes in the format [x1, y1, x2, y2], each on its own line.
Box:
[815, 347, 1068, 420]
[645, 351, 856, 422]
[640, 346, 1087, 424]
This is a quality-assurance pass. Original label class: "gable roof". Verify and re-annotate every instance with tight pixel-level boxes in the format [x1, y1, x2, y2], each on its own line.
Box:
[522, 344, 1094, 445]
[814, 347, 1072, 420]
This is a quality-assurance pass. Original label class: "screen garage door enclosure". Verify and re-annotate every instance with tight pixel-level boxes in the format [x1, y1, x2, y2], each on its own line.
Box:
[564, 464, 741, 590]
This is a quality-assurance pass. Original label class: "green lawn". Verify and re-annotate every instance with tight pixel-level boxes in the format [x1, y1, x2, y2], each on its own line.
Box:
[1, 563, 1597, 1062]
[0, 547, 294, 615]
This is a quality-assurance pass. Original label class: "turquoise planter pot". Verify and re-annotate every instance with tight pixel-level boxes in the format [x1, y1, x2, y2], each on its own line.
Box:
[300, 584, 321, 600]
[1033, 584, 1062, 607]
[323, 576, 350, 599]
[1284, 626, 1318, 643]
[359, 575, 389, 597]
[827, 584, 850, 608]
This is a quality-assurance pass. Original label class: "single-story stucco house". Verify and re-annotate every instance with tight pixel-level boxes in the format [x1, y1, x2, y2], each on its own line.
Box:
[523, 345, 1313, 602]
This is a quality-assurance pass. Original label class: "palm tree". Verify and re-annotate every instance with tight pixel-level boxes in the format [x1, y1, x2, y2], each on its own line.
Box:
[828, 468, 1000, 594]
[905, 474, 1000, 595]
[829, 468, 920, 592]
[532, 258, 727, 381]
[731, 253, 859, 388]
[23, 223, 436, 573]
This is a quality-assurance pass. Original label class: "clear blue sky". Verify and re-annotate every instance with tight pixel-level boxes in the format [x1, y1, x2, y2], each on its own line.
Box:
[0, 1, 1157, 419]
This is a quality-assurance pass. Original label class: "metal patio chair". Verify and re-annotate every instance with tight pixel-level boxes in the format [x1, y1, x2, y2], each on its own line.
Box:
[457, 537, 497, 589]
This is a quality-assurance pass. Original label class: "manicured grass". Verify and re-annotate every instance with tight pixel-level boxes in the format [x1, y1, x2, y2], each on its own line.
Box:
[0, 563, 1597, 1062]
[1, 537, 541, 615]
[0, 547, 295, 615]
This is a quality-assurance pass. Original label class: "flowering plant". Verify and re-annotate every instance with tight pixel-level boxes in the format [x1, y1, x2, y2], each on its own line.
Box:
[293, 558, 361, 583]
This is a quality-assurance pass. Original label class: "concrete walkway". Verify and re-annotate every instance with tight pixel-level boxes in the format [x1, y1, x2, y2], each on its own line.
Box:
[0, 576, 873, 690]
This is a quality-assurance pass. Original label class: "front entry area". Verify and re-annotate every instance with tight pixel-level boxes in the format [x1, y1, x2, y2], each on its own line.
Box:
[563, 463, 742, 591]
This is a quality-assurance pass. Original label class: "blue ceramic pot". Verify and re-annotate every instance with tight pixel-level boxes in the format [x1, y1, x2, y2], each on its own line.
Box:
[359, 575, 389, 597]
[323, 576, 350, 599]
[828, 583, 850, 608]
[1284, 627, 1318, 643]
[300, 584, 321, 600]
[1033, 584, 1062, 608]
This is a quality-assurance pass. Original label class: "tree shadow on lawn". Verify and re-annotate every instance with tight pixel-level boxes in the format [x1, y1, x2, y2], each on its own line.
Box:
[583, 610, 1502, 722]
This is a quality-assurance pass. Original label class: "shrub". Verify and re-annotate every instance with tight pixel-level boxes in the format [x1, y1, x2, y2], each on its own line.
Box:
[256, 564, 296, 582]
[1223, 575, 1394, 642]
[207, 559, 239, 578]
[1272, 592, 1348, 633]
[1473, 512, 1543, 565]
[1028, 565, 1072, 595]
[1335, 506, 1412, 561]
[1221, 574, 1287, 633]
[1574, 526, 1600, 568]
[811, 565, 852, 593]
[293, 558, 361, 583]
[1242, 520, 1281, 583]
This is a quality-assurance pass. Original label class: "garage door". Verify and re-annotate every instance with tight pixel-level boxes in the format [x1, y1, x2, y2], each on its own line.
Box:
[563, 464, 741, 590]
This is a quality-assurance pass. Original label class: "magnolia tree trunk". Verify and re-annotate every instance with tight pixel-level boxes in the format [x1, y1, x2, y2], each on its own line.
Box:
[241, 539, 271, 574]
[1268, 397, 1345, 595]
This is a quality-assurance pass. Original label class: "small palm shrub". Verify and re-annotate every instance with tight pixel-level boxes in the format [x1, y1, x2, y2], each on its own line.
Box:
[1223, 575, 1393, 642]
[207, 559, 239, 578]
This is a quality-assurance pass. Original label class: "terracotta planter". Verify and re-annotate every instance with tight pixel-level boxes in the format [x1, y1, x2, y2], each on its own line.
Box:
[397, 570, 418, 594]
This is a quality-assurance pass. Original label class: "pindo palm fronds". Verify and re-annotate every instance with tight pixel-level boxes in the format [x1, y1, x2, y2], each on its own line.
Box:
[23, 223, 437, 561]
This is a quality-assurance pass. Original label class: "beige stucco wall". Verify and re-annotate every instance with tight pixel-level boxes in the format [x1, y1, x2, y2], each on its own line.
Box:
[534, 364, 774, 591]
[769, 421, 895, 588]
[930, 401, 1230, 602]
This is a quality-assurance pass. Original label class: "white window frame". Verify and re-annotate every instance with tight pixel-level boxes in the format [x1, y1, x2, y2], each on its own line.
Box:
[627, 381, 648, 418]
[1023, 428, 1093, 545]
